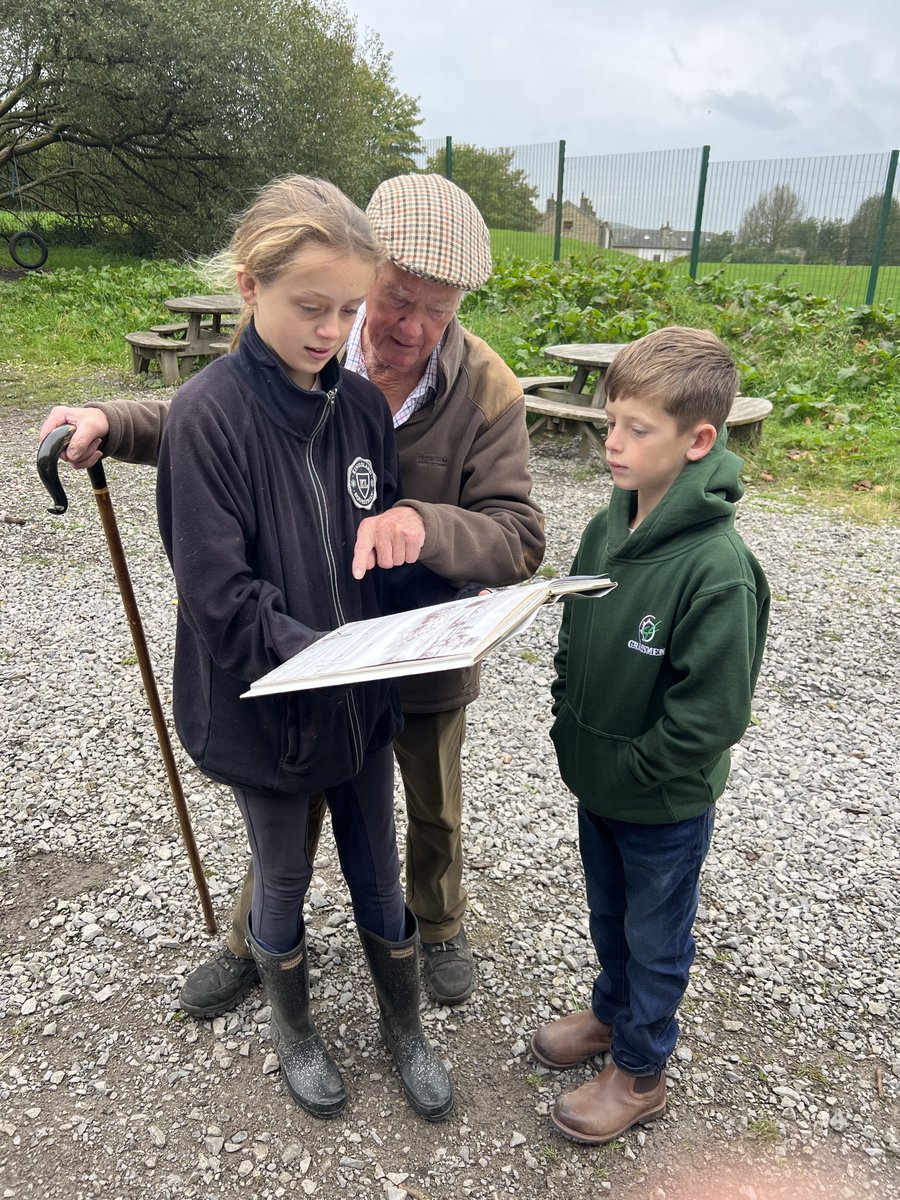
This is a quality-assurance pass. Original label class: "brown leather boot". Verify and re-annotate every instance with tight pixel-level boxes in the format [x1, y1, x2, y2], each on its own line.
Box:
[551, 1061, 666, 1144]
[530, 1009, 613, 1069]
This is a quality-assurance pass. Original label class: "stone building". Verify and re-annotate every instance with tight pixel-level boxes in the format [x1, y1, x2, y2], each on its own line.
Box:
[538, 195, 611, 247]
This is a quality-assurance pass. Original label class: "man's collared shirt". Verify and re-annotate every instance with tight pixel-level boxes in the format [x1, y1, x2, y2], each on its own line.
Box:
[344, 304, 441, 429]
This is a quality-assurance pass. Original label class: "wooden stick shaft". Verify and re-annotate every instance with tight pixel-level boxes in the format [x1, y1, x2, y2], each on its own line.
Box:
[92, 484, 217, 935]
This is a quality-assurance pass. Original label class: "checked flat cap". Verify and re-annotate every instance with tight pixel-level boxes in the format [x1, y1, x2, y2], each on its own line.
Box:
[366, 174, 492, 291]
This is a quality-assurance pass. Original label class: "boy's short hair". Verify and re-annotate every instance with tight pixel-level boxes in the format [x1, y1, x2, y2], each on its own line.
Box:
[604, 327, 738, 432]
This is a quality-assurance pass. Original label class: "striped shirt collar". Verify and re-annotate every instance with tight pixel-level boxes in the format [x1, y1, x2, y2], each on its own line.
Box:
[344, 304, 442, 429]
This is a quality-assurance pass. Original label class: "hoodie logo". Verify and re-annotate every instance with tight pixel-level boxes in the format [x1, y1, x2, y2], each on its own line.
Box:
[347, 457, 377, 510]
[628, 613, 666, 657]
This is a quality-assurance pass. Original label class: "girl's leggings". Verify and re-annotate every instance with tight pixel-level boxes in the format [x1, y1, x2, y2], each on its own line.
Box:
[232, 742, 405, 952]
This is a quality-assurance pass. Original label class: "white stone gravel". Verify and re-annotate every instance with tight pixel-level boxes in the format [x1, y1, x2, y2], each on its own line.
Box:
[1, 387, 898, 1199]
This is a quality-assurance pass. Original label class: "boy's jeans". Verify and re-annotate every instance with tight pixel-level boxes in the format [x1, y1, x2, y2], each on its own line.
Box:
[577, 803, 715, 1076]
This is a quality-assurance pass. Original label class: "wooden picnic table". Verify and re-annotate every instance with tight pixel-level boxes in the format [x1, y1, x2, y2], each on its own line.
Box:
[520, 343, 626, 458]
[124, 294, 241, 385]
[163, 294, 242, 347]
[541, 342, 628, 407]
[522, 342, 773, 459]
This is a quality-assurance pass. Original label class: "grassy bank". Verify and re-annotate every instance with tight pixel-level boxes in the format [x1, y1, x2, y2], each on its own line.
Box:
[1, 260, 204, 365]
[2, 251, 897, 521]
[462, 255, 899, 520]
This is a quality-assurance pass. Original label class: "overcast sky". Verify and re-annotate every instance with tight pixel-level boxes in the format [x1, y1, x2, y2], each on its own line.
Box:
[347, 0, 898, 163]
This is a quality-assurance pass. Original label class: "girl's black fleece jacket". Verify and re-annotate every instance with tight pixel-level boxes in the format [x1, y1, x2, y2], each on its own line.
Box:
[156, 321, 455, 797]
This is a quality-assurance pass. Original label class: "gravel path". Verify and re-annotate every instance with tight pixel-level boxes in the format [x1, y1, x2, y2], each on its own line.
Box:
[1, 381, 898, 1200]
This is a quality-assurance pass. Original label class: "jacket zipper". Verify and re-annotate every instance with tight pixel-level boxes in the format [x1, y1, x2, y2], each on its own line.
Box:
[305, 388, 364, 772]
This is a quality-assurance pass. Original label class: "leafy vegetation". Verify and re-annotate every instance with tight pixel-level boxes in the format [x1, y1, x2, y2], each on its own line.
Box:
[0, 261, 204, 364]
[462, 255, 899, 518]
[1, 250, 897, 519]
[676, 260, 900, 308]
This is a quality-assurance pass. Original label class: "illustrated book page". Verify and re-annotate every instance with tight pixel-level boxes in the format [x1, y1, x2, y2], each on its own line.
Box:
[243, 575, 616, 697]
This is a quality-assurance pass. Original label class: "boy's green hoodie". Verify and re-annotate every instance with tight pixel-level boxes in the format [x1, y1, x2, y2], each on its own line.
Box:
[551, 435, 769, 824]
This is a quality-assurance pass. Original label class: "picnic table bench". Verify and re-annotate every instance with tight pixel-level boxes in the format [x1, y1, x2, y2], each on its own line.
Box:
[125, 331, 196, 386]
[523, 384, 773, 454]
[520, 341, 773, 459]
[523, 390, 610, 455]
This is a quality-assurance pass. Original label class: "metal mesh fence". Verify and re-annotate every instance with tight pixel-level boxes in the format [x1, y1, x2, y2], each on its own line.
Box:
[412, 138, 446, 170]
[692, 151, 899, 306]
[414, 139, 562, 260]
[409, 139, 900, 306]
[563, 146, 703, 263]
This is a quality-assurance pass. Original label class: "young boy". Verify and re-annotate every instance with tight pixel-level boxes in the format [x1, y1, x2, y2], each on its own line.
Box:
[531, 326, 769, 1145]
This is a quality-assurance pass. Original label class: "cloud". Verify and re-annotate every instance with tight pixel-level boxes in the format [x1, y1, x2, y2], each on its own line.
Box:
[346, 0, 899, 160]
[701, 90, 798, 132]
[667, 42, 685, 70]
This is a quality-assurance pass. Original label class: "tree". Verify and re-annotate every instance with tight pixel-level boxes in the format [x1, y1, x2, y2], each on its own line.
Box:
[243, 5, 421, 212]
[846, 193, 900, 266]
[698, 230, 735, 263]
[779, 218, 820, 255]
[1, 2, 251, 220]
[425, 144, 540, 232]
[1, 1, 422, 250]
[357, 60, 423, 198]
[807, 218, 848, 265]
[737, 185, 804, 254]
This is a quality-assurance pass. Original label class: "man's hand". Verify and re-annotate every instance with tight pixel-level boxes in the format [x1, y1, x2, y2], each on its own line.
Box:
[37, 407, 110, 469]
[352, 506, 427, 579]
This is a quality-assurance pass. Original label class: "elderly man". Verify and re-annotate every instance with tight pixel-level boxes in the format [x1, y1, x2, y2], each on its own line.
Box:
[39, 174, 545, 1012]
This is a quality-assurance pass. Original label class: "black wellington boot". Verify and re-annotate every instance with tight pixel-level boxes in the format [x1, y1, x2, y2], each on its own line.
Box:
[249, 928, 346, 1118]
[359, 909, 454, 1121]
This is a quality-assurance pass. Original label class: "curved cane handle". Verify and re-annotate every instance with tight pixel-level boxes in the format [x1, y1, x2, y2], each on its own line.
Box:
[37, 425, 107, 514]
[36, 425, 75, 514]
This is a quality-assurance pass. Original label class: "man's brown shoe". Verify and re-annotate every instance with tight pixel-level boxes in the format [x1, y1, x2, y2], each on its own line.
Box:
[550, 1061, 666, 1145]
[530, 1009, 613, 1070]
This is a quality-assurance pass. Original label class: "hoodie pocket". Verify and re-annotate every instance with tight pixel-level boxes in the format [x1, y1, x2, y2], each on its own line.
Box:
[550, 703, 654, 804]
[550, 704, 626, 797]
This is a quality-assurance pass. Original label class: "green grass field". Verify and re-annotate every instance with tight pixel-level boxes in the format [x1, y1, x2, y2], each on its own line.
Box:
[490, 229, 633, 264]
[685, 261, 900, 308]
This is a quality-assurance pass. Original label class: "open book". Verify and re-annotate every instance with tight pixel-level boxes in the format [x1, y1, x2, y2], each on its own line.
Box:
[243, 575, 616, 698]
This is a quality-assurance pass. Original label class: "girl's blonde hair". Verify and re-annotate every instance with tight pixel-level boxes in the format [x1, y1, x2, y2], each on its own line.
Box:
[203, 175, 385, 349]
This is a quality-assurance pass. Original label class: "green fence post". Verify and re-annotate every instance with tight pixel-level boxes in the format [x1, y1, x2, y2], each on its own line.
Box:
[553, 140, 566, 262]
[689, 145, 710, 280]
[444, 137, 453, 182]
[866, 148, 898, 306]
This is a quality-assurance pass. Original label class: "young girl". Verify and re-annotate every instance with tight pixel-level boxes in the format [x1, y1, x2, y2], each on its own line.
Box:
[156, 176, 454, 1122]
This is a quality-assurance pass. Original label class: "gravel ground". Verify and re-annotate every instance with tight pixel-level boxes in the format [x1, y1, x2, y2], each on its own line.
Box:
[1, 378, 899, 1200]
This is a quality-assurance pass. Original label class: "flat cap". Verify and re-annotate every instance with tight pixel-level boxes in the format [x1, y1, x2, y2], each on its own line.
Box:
[366, 174, 492, 291]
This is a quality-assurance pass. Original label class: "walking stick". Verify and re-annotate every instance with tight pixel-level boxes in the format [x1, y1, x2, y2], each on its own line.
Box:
[37, 426, 217, 935]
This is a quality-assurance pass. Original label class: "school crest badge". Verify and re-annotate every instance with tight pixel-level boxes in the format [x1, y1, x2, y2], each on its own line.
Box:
[347, 457, 377, 510]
